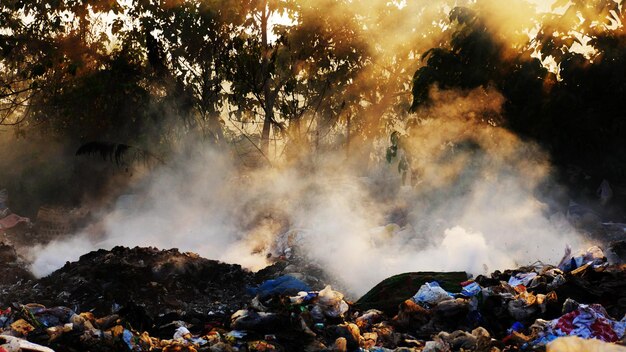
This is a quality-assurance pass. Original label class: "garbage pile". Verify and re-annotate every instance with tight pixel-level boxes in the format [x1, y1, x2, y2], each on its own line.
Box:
[0, 245, 625, 351]
[1, 246, 266, 319]
[0, 243, 33, 286]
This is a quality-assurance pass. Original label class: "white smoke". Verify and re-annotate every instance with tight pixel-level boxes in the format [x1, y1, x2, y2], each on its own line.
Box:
[28, 88, 586, 297]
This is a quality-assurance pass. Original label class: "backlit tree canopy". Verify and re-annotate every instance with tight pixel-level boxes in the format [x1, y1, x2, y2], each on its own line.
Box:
[1, 0, 625, 178]
[411, 0, 626, 179]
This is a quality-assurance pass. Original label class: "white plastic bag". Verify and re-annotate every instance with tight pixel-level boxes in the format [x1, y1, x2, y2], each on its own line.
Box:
[315, 285, 349, 318]
[412, 282, 453, 305]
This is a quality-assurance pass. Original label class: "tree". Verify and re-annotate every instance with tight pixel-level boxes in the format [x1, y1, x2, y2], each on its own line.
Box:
[334, 0, 459, 148]
[227, 0, 368, 158]
[129, 0, 247, 146]
[410, 1, 626, 180]
[0, 0, 127, 130]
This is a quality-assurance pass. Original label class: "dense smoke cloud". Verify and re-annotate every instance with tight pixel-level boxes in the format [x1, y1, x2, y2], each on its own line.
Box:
[29, 86, 586, 296]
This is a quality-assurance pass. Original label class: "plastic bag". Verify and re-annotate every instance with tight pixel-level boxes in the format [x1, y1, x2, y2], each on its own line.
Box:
[313, 285, 349, 319]
[0, 334, 56, 352]
[173, 326, 191, 340]
[247, 275, 311, 299]
[412, 282, 453, 306]
[558, 246, 606, 272]
[461, 282, 482, 297]
[289, 291, 317, 305]
[508, 272, 538, 287]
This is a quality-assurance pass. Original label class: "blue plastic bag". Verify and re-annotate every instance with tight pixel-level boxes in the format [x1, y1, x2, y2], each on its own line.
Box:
[248, 275, 311, 299]
[461, 282, 482, 297]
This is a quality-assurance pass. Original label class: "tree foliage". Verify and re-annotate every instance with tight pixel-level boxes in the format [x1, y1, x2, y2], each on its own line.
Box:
[1, 0, 626, 182]
[411, 1, 626, 180]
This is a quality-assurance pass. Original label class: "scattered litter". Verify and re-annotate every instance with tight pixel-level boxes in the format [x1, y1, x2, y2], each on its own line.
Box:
[0, 244, 623, 351]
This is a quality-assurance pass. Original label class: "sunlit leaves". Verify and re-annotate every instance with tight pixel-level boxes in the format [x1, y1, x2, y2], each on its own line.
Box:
[410, 8, 503, 112]
[412, 1, 626, 178]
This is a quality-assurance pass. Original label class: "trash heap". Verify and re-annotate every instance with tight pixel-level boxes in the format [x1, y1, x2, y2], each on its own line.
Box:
[2, 246, 261, 319]
[0, 246, 625, 351]
[0, 243, 33, 286]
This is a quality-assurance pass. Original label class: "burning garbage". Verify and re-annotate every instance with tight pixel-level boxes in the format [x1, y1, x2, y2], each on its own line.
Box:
[1, 0, 626, 350]
[0, 244, 623, 351]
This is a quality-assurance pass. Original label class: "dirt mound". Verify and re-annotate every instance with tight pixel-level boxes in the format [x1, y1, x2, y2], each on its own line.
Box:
[1, 246, 257, 319]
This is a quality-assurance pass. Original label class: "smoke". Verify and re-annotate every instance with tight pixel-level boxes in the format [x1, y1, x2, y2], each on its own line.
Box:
[28, 86, 586, 297]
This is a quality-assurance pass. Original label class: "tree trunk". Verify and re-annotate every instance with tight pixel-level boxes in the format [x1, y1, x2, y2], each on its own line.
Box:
[260, 0, 271, 157]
